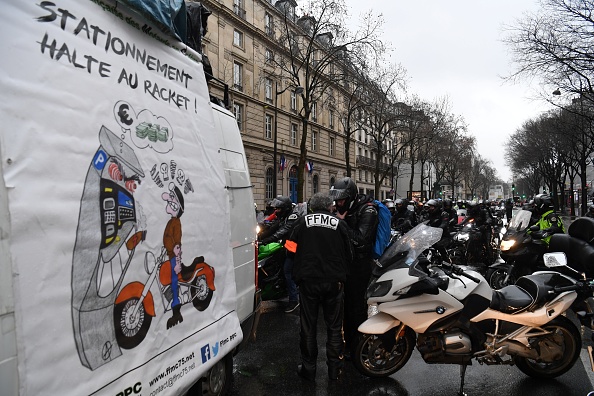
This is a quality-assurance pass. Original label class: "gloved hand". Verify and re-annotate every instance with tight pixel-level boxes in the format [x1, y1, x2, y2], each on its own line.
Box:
[531, 230, 549, 239]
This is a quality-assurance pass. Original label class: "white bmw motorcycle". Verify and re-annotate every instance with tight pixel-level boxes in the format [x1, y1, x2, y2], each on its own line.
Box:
[354, 224, 589, 395]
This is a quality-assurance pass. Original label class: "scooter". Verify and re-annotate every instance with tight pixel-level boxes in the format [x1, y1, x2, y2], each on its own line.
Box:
[354, 223, 587, 395]
[113, 238, 215, 349]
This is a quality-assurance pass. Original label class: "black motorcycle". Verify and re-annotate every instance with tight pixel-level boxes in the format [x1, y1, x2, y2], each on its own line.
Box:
[486, 209, 547, 289]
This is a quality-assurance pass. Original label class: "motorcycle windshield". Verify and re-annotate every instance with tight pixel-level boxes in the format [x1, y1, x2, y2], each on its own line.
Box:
[508, 209, 533, 232]
[377, 223, 443, 271]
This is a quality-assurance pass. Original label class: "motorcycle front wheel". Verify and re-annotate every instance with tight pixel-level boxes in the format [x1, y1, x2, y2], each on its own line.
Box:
[486, 264, 517, 289]
[353, 327, 416, 377]
[114, 297, 152, 349]
[514, 316, 581, 378]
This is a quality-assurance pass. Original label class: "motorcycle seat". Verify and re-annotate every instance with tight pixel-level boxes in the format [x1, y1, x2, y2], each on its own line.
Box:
[490, 272, 566, 314]
[490, 285, 533, 314]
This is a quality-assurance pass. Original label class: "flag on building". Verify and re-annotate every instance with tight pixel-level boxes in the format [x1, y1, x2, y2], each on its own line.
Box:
[306, 160, 313, 174]
[279, 155, 286, 172]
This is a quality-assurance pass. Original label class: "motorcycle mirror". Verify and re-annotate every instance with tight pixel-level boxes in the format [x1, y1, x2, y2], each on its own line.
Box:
[529, 225, 540, 232]
[543, 252, 568, 268]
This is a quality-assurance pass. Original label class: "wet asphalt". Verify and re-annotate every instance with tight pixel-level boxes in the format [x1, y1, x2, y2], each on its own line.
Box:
[229, 299, 594, 396]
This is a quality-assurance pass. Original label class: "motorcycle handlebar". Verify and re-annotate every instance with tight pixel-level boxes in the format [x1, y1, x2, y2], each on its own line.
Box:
[442, 263, 482, 284]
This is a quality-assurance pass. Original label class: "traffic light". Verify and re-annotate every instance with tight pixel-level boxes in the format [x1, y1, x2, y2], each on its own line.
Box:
[512, 183, 515, 192]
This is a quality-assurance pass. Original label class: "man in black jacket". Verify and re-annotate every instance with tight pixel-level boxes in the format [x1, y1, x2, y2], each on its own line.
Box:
[329, 177, 378, 357]
[287, 192, 353, 381]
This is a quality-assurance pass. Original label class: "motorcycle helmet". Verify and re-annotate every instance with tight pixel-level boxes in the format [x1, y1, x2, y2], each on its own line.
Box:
[533, 193, 553, 213]
[329, 177, 358, 214]
[426, 199, 440, 214]
[443, 199, 452, 209]
[269, 196, 293, 218]
[466, 201, 480, 215]
[395, 198, 407, 214]
[384, 199, 396, 214]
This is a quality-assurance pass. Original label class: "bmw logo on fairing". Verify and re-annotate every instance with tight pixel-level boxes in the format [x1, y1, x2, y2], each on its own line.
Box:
[436, 306, 446, 314]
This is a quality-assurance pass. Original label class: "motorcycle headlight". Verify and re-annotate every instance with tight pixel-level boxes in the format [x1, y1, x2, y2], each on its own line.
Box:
[500, 239, 516, 251]
[367, 303, 379, 318]
[367, 279, 393, 298]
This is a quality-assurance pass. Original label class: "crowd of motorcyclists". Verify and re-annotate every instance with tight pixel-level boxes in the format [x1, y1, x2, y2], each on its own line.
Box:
[255, 179, 588, 382]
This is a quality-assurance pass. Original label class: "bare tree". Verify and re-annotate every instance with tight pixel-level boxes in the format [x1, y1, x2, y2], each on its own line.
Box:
[269, 0, 386, 202]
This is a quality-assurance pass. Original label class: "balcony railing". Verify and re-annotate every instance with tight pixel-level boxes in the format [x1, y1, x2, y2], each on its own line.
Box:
[356, 155, 392, 171]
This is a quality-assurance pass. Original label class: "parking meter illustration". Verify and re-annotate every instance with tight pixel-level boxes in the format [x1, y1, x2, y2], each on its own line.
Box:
[71, 126, 146, 370]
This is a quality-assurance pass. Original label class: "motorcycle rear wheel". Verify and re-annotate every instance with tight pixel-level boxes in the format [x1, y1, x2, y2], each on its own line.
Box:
[191, 275, 214, 311]
[353, 327, 416, 377]
[514, 316, 581, 378]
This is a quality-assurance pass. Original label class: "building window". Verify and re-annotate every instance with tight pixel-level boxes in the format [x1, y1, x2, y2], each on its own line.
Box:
[265, 48, 274, 64]
[265, 114, 273, 139]
[330, 176, 336, 188]
[329, 136, 335, 156]
[329, 110, 334, 129]
[265, 78, 273, 104]
[265, 13, 274, 37]
[291, 123, 297, 146]
[313, 174, 319, 194]
[233, 62, 243, 91]
[290, 91, 297, 111]
[233, 0, 246, 19]
[233, 102, 243, 130]
[311, 130, 318, 151]
[233, 29, 244, 48]
[311, 102, 317, 122]
[265, 167, 274, 199]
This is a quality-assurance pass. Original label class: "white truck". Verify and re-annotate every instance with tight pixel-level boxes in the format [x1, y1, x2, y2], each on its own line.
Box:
[0, 1, 260, 395]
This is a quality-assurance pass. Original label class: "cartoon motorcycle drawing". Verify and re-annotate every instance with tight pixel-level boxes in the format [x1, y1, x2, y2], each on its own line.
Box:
[113, 242, 216, 349]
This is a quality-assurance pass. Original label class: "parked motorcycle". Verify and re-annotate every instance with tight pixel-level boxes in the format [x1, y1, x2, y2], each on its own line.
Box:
[486, 209, 546, 289]
[447, 219, 498, 269]
[353, 223, 586, 395]
[257, 242, 287, 301]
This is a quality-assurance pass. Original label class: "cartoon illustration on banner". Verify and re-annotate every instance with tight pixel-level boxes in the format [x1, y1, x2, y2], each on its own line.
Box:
[72, 103, 215, 371]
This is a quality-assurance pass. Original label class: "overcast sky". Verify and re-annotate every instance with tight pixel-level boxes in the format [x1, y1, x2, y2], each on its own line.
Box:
[339, 0, 554, 183]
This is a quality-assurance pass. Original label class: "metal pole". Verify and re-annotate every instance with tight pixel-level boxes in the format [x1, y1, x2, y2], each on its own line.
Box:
[273, 82, 278, 198]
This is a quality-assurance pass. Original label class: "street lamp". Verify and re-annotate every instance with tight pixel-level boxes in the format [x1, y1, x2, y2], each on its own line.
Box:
[273, 82, 303, 198]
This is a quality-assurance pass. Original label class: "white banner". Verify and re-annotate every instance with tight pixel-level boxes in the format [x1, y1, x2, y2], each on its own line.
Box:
[0, 1, 241, 395]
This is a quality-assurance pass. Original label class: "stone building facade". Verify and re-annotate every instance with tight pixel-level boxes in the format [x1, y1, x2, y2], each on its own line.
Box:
[198, 0, 423, 208]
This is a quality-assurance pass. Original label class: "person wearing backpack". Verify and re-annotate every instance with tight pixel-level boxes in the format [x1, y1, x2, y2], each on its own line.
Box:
[329, 177, 378, 358]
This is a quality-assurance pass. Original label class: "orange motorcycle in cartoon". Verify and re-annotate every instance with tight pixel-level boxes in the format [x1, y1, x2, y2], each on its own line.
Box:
[113, 184, 216, 349]
[113, 241, 216, 349]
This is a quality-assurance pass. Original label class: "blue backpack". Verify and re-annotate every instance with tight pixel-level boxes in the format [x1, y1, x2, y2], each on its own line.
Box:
[372, 200, 392, 259]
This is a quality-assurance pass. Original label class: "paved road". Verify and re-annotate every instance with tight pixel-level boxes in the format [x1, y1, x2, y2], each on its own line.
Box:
[230, 300, 594, 396]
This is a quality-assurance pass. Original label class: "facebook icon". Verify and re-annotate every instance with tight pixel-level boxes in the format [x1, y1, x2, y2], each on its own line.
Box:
[200, 344, 211, 363]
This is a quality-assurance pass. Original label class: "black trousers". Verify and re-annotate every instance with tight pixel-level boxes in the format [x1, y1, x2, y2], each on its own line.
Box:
[299, 281, 344, 373]
[343, 260, 372, 352]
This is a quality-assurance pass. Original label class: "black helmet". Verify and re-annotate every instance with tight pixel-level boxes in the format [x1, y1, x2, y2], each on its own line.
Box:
[467, 201, 480, 215]
[329, 177, 358, 214]
[533, 193, 553, 212]
[270, 196, 293, 218]
[443, 199, 452, 209]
